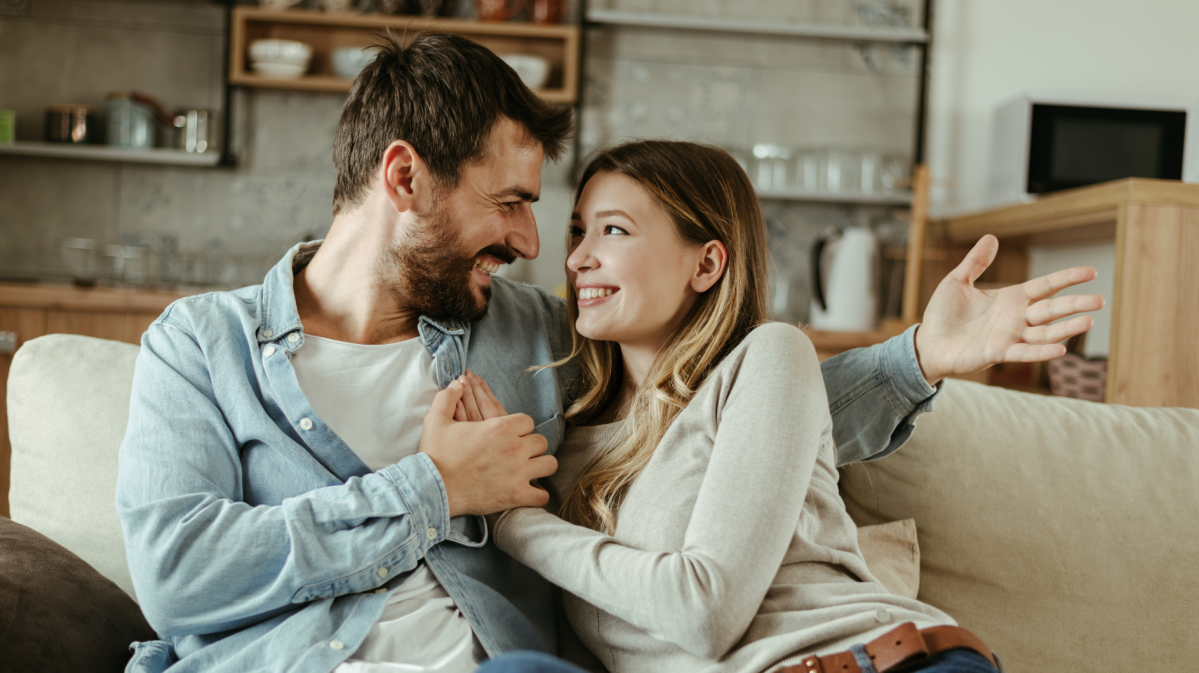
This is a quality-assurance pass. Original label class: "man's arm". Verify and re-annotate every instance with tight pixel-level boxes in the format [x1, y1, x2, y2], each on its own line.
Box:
[822, 325, 938, 466]
[117, 322, 551, 637]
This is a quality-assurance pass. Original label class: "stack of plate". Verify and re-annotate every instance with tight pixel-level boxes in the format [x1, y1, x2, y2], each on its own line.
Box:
[249, 39, 313, 80]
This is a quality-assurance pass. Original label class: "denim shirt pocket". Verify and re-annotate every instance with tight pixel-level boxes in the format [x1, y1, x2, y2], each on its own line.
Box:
[532, 413, 564, 456]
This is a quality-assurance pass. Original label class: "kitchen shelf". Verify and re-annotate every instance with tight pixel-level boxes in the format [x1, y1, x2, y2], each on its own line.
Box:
[230, 7, 580, 104]
[585, 9, 928, 43]
[0, 141, 221, 167]
[756, 189, 912, 206]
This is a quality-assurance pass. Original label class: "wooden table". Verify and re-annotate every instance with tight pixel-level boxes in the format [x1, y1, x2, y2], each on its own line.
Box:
[925, 178, 1199, 409]
[0, 283, 197, 517]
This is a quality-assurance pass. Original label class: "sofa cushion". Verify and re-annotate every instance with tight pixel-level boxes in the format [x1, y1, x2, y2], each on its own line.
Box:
[840, 379, 1199, 672]
[8, 334, 141, 599]
[0, 515, 156, 671]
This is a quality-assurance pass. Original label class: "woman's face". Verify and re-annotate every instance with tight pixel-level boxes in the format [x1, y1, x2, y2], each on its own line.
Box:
[566, 172, 712, 352]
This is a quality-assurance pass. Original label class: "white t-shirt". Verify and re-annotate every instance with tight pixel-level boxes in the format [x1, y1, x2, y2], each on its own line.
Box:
[292, 334, 484, 673]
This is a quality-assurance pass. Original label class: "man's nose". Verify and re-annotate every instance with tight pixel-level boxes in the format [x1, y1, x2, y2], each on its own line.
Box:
[507, 204, 540, 260]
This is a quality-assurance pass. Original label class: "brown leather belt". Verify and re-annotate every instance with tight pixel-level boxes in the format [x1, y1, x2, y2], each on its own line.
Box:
[780, 623, 1000, 673]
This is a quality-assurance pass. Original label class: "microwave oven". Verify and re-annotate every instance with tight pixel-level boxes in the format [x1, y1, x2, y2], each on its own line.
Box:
[989, 93, 1198, 205]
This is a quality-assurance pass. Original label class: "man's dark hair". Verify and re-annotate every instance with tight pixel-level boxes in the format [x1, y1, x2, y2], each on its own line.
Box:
[332, 31, 574, 215]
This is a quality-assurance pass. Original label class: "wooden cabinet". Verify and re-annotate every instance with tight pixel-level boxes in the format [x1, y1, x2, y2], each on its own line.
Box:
[229, 7, 580, 104]
[0, 284, 192, 517]
[925, 178, 1199, 408]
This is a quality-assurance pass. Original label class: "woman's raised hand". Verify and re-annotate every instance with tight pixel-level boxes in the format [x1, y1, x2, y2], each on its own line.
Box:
[914, 234, 1105, 385]
[453, 369, 508, 422]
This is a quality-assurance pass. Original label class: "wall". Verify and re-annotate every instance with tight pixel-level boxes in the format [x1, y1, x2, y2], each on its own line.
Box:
[0, 0, 924, 325]
[925, 0, 1199, 216]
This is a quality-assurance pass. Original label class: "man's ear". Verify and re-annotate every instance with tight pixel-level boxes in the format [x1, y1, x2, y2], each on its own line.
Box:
[691, 240, 728, 293]
[381, 140, 431, 214]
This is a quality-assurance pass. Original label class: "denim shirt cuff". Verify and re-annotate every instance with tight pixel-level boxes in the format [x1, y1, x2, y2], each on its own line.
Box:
[880, 323, 942, 418]
[380, 453, 453, 549]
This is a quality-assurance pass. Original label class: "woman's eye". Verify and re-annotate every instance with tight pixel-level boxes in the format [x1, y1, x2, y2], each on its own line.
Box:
[568, 225, 584, 238]
[604, 225, 628, 236]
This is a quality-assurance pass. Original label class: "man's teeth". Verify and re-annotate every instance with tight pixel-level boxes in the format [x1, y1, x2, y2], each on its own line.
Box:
[474, 258, 500, 274]
[578, 288, 614, 300]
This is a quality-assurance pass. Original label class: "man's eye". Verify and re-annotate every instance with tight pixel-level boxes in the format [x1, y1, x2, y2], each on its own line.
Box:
[503, 201, 522, 211]
[568, 225, 584, 238]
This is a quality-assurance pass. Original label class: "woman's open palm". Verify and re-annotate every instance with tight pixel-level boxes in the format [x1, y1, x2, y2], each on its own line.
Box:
[914, 235, 1105, 384]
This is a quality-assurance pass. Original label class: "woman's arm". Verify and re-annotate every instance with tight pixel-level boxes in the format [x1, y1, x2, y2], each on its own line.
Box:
[492, 323, 827, 660]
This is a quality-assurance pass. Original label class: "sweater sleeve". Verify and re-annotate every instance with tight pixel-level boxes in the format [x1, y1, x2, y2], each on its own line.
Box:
[492, 323, 827, 660]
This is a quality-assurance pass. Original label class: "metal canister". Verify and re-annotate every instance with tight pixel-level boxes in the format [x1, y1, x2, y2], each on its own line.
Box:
[45, 104, 96, 143]
[172, 110, 212, 153]
[106, 92, 157, 148]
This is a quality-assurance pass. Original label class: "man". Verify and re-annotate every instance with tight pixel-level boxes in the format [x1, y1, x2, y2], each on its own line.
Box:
[117, 33, 1101, 673]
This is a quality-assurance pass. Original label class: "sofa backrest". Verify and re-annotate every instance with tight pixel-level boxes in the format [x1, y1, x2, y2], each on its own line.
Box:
[8, 334, 140, 600]
[840, 379, 1199, 672]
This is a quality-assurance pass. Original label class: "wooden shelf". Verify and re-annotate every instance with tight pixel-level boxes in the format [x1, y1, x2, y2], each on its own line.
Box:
[586, 8, 927, 43]
[0, 141, 220, 167]
[756, 189, 912, 206]
[230, 7, 580, 104]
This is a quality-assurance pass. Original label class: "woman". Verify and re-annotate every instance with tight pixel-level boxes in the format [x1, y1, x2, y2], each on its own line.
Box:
[457, 140, 1000, 673]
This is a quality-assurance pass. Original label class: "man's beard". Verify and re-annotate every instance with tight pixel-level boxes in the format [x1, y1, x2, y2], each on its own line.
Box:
[389, 204, 514, 323]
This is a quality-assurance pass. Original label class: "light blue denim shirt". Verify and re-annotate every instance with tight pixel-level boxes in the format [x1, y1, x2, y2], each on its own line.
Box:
[117, 242, 938, 673]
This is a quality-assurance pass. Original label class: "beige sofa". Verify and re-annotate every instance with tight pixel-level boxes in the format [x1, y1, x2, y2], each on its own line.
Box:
[8, 334, 1199, 671]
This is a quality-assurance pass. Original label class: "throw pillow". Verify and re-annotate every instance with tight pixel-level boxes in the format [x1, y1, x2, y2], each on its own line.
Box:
[856, 519, 920, 600]
[0, 516, 156, 672]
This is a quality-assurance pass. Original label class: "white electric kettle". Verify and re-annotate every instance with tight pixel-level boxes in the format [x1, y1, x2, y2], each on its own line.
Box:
[808, 226, 880, 331]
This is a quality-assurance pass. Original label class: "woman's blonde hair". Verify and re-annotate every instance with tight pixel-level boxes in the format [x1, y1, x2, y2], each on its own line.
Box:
[558, 140, 770, 534]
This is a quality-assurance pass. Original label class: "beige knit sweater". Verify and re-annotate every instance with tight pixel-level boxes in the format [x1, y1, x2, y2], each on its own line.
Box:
[493, 323, 954, 673]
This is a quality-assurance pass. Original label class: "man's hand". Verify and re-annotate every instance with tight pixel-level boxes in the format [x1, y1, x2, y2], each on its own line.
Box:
[914, 234, 1105, 385]
[419, 375, 556, 518]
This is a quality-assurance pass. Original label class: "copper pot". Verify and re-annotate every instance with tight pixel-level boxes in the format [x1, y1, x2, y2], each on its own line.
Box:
[531, 0, 563, 23]
[475, 0, 524, 21]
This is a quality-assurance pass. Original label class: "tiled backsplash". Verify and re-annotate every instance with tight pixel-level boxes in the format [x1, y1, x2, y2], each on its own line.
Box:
[0, 0, 918, 323]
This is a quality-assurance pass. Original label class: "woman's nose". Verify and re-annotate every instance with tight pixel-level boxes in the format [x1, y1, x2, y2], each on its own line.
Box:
[566, 235, 597, 273]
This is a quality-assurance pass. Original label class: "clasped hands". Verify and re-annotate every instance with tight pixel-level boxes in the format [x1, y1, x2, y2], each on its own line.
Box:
[417, 369, 554, 519]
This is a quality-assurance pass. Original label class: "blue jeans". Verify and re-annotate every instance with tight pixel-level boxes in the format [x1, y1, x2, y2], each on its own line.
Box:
[869, 648, 1003, 673]
[476, 651, 591, 673]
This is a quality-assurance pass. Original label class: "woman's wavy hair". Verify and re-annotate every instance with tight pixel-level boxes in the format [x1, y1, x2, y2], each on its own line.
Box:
[556, 140, 770, 534]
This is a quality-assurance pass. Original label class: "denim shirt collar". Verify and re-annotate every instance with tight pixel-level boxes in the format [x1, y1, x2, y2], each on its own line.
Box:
[256, 241, 470, 361]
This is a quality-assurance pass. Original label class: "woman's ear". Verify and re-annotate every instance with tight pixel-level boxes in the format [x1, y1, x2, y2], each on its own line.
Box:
[691, 240, 728, 293]
[381, 140, 431, 214]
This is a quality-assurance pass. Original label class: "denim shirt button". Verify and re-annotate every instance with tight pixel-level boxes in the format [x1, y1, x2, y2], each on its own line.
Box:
[287, 332, 300, 343]
[377, 567, 389, 578]
[427, 526, 438, 540]
[263, 345, 275, 358]
[261, 329, 273, 339]
[299, 418, 314, 431]
[329, 640, 345, 651]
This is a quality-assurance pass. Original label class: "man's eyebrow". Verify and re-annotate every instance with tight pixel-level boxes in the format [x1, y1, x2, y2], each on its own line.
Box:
[496, 187, 539, 203]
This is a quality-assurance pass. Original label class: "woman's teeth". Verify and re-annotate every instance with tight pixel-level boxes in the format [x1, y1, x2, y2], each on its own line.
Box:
[474, 258, 500, 274]
[578, 288, 614, 300]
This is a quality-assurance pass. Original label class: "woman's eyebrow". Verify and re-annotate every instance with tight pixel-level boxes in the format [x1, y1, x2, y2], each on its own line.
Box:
[594, 209, 635, 222]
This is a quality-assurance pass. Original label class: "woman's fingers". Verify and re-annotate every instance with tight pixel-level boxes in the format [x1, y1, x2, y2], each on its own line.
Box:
[458, 373, 484, 422]
[951, 235, 999, 286]
[1022, 314, 1093, 345]
[466, 369, 507, 419]
[1021, 266, 1098, 302]
[1026, 293, 1105, 326]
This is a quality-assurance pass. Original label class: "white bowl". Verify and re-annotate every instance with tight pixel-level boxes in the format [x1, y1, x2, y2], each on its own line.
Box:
[252, 61, 307, 80]
[500, 54, 550, 90]
[332, 47, 378, 80]
[249, 39, 313, 67]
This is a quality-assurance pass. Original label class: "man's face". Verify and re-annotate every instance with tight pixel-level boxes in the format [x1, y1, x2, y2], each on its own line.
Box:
[391, 118, 544, 322]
